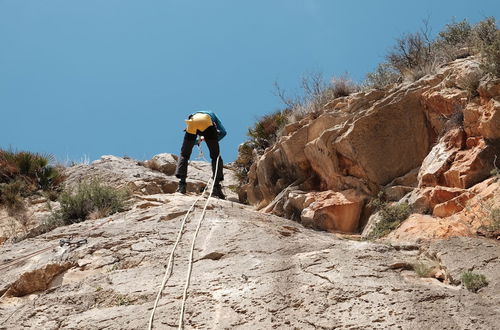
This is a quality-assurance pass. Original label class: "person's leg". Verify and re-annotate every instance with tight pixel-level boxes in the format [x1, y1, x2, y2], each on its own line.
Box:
[175, 132, 197, 192]
[202, 126, 225, 199]
[202, 127, 224, 183]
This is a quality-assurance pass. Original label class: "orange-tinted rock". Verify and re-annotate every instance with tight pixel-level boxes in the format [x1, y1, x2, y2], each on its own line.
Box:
[418, 129, 465, 187]
[421, 88, 468, 116]
[443, 138, 499, 188]
[428, 186, 468, 208]
[420, 88, 468, 132]
[300, 190, 366, 233]
[478, 78, 500, 101]
[388, 214, 474, 241]
[477, 99, 500, 139]
[433, 192, 474, 218]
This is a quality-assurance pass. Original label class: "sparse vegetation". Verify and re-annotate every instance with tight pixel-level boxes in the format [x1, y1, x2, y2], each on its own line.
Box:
[0, 149, 64, 190]
[0, 149, 64, 238]
[0, 179, 27, 216]
[413, 260, 440, 278]
[232, 110, 290, 188]
[456, 70, 483, 98]
[275, 72, 359, 122]
[363, 63, 400, 90]
[54, 181, 130, 225]
[386, 24, 437, 80]
[461, 271, 488, 292]
[331, 75, 359, 99]
[247, 110, 290, 152]
[480, 206, 500, 235]
[364, 17, 500, 85]
[233, 142, 255, 187]
[367, 193, 411, 239]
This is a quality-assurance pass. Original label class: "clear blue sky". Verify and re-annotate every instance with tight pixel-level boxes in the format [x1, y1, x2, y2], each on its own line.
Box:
[0, 1, 498, 163]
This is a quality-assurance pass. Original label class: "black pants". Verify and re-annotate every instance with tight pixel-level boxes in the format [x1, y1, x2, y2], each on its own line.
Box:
[175, 125, 224, 183]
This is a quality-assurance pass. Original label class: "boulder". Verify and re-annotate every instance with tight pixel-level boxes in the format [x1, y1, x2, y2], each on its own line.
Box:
[150, 153, 178, 176]
[478, 78, 500, 101]
[387, 167, 420, 187]
[418, 128, 465, 187]
[443, 138, 499, 188]
[300, 190, 366, 233]
[306, 90, 432, 188]
[464, 99, 500, 140]
[384, 185, 415, 202]
[387, 214, 474, 241]
[432, 192, 474, 218]
[477, 99, 500, 139]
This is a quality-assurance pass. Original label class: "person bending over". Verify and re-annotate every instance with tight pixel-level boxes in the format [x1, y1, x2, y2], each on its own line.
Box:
[174, 111, 226, 199]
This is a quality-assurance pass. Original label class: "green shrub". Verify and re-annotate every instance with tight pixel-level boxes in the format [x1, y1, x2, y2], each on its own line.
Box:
[461, 271, 488, 292]
[413, 261, 439, 278]
[233, 142, 254, 186]
[379, 17, 498, 81]
[247, 110, 289, 152]
[368, 201, 411, 239]
[483, 207, 500, 232]
[364, 63, 400, 90]
[472, 17, 498, 48]
[386, 30, 436, 79]
[480, 30, 500, 77]
[0, 149, 63, 192]
[439, 19, 473, 46]
[56, 181, 130, 225]
[274, 72, 359, 122]
[0, 180, 27, 216]
[456, 70, 483, 97]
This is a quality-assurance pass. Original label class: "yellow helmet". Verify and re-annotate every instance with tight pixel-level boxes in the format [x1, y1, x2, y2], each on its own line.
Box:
[184, 113, 213, 134]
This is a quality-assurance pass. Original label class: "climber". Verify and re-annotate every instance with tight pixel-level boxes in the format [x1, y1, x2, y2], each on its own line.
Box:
[174, 111, 226, 199]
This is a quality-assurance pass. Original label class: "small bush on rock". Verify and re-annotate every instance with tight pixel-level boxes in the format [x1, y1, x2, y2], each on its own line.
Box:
[368, 194, 411, 239]
[55, 181, 130, 225]
[480, 206, 500, 235]
[247, 110, 290, 152]
[413, 260, 439, 278]
[461, 271, 488, 292]
[364, 63, 400, 90]
[0, 180, 27, 216]
[331, 75, 359, 98]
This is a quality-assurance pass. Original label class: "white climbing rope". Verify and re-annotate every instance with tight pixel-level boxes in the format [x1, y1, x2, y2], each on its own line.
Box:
[148, 155, 221, 330]
[178, 157, 220, 329]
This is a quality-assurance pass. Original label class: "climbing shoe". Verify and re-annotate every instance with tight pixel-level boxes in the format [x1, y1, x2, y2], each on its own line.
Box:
[212, 184, 225, 199]
[176, 181, 187, 194]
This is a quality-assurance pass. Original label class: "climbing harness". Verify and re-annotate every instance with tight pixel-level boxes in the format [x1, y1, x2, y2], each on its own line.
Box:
[148, 155, 221, 330]
[194, 138, 208, 162]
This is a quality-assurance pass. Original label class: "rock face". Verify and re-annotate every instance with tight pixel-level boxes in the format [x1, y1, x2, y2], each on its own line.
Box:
[244, 57, 500, 237]
[1, 191, 499, 329]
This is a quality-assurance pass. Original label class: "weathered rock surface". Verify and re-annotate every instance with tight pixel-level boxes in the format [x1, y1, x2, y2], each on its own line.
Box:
[1, 193, 499, 329]
[63, 154, 239, 200]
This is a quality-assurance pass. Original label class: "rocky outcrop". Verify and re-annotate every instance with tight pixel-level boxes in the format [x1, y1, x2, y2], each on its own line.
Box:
[64, 154, 239, 200]
[245, 57, 500, 237]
